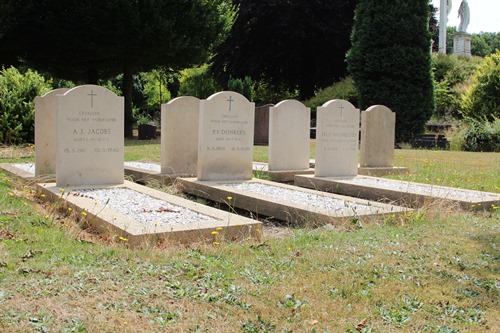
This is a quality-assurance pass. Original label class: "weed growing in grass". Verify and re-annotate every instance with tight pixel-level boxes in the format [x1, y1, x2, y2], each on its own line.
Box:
[241, 315, 276, 333]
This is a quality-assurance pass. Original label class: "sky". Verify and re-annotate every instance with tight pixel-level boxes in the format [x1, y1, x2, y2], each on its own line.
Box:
[431, 0, 500, 33]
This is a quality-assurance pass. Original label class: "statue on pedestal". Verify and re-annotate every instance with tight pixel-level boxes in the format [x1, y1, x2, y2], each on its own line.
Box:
[458, 0, 470, 32]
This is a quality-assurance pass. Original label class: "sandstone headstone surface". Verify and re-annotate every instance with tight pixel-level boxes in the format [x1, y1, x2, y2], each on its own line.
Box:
[268, 100, 310, 171]
[360, 105, 395, 167]
[315, 100, 359, 177]
[197, 91, 254, 181]
[56, 85, 124, 187]
[35, 88, 70, 176]
[161, 96, 200, 175]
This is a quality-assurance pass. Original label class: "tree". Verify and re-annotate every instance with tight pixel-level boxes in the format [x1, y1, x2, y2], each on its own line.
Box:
[0, 0, 234, 137]
[461, 51, 500, 121]
[471, 32, 500, 57]
[211, 0, 358, 100]
[347, 0, 434, 141]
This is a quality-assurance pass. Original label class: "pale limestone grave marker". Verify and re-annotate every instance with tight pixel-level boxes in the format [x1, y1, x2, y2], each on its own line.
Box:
[161, 96, 200, 175]
[35, 88, 70, 176]
[315, 100, 359, 177]
[268, 100, 310, 171]
[197, 91, 255, 181]
[56, 85, 124, 187]
[360, 105, 395, 167]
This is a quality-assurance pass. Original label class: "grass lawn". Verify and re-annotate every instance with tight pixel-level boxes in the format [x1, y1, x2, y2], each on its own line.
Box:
[0, 142, 498, 332]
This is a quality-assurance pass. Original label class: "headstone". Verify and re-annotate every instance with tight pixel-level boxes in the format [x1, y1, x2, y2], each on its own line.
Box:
[315, 100, 359, 177]
[360, 105, 395, 167]
[161, 96, 200, 175]
[268, 100, 310, 171]
[197, 91, 255, 181]
[254, 104, 272, 145]
[56, 85, 124, 187]
[35, 88, 70, 176]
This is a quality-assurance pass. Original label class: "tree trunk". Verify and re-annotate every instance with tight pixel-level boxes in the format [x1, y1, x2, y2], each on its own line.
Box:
[123, 63, 134, 138]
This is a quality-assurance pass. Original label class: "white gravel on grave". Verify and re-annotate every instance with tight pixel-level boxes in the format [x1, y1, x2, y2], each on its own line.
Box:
[124, 161, 161, 173]
[72, 187, 219, 227]
[346, 177, 499, 201]
[223, 182, 380, 214]
[12, 163, 35, 174]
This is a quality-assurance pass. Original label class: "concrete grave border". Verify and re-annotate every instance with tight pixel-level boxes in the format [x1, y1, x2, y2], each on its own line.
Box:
[177, 178, 409, 227]
[37, 181, 261, 247]
[294, 174, 499, 211]
[0, 163, 261, 246]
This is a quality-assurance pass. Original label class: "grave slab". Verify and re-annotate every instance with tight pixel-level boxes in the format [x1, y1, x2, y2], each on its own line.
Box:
[308, 160, 409, 177]
[35, 180, 261, 247]
[178, 178, 409, 226]
[294, 174, 499, 211]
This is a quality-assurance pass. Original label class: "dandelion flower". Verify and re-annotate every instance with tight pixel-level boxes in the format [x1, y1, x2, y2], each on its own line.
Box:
[227, 196, 233, 201]
[81, 212, 87, 217]
[67, 207, 72, 211]
[40, 194, 46, 198]
[213, 241, 220, 245]
[216, 227, 223, 231]
[119, 236, 128, 242]
[211, 231, 218, 235]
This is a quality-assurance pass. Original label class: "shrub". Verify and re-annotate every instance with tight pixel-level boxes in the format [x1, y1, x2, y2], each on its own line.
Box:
[304, 76, 359, 117]
[252, 79, 298, 106]
[227, 76, 253, 101]
[462, 118, 499, 152]
[461, 51, 500, 121]
[178, 65, 221, 99]
[0, 67, 51, 144]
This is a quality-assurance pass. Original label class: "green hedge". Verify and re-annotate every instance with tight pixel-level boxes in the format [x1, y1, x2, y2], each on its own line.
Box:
[0, 67, 51, 144]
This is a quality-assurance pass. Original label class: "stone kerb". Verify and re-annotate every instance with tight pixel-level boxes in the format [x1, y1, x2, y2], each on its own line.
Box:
[56, 85, 124, 187]
[161, 96, 200, 176]
[268, 100, 310, 171]
[315, 99, 359, 177]
[35, 88, 70, 176]
[197, 91, 255, 181]
[360, 105, 395, 167]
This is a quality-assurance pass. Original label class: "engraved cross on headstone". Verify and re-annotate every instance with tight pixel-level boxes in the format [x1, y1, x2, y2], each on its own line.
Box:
[339, 103, 345, 117]
[88, 90, 97, 108]
[227, 96, 234, 111]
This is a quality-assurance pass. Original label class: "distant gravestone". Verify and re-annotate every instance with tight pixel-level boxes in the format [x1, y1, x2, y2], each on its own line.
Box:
[161, 96, 200, 175]
[268, 100, 310, 171]
[197, 91, 255, 181]
[360, 105, 395, 167]
[315, 100, 359, 177]
[35, 88, 70, 176]
[56, 85, 124, 187]
[254, 104, 272, 145]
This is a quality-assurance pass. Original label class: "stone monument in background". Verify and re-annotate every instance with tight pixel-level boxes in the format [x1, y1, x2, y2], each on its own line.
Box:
[453, 0, 471, 57]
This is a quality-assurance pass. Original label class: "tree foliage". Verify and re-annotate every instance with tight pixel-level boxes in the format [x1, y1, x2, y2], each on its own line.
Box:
[211, 0, 358, 100]
[0, 67, 52, 144]
[471, 32, 500, 57]
[461, 51, 500, 121]
[347, 0, 434, 141]
[0, 0, 234, 137]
